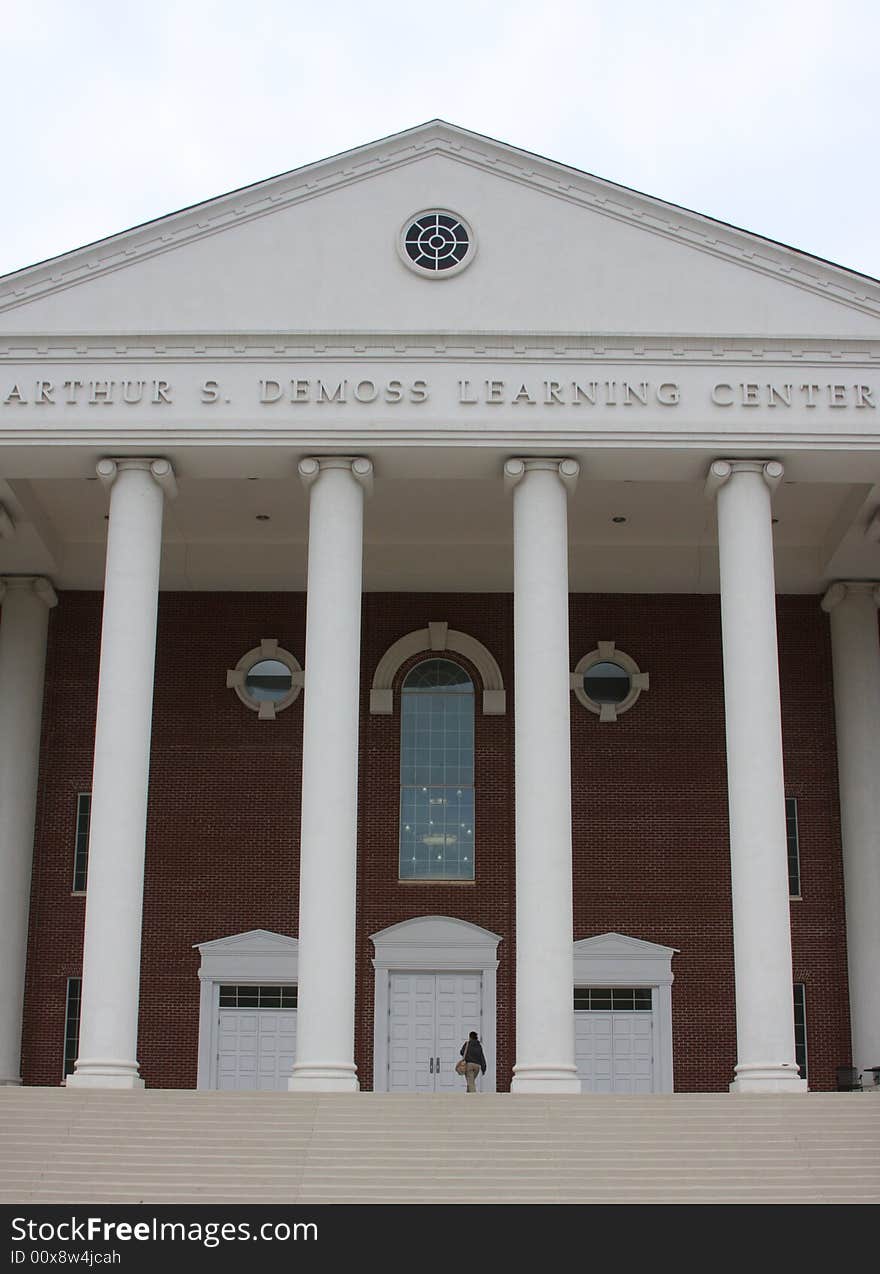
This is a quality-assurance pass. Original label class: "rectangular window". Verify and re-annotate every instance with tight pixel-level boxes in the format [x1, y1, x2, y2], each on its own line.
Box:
[399, 663, 475, 881]
[573, 987, 653, 1011]
[63, 977, 82, 1080]
[72, 793, 91, 893]
[218, 985, 298, 1009]
[786, 796, 801, 897]
[793, 983, 807, 1083]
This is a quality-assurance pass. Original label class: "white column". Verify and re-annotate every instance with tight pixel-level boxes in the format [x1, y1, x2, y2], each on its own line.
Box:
[710, 459, 805, 1092]
[821, 581, 880, 1074]
[505, 457, 581, 1093]
[289, 456, 371, 1092]
[68, 458, 173, 1089]
[0, 576, 57, 1085]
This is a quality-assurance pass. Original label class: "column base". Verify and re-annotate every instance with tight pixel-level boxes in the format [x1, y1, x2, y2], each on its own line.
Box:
[66, 1061, 144, 1090]
[729, 1063, 808, 1093]
[0, 1077, 22, 1086]
[511, 1065, 582, 1094]
[288, 1064, 359, 1093]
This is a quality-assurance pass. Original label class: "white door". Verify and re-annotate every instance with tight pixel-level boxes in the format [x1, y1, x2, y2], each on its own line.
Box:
[216, 1007, 297, 1091]
[575, 991, 654, 1093]
[388, 972, 482, 1091]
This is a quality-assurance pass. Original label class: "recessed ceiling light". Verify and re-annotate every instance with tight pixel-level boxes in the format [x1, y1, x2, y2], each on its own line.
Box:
[611, 515, 627, 524]
[256, 514, 270, 521]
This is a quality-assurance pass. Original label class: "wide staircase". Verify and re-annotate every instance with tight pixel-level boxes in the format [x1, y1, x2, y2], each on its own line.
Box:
[2, 1088, 879, 1204]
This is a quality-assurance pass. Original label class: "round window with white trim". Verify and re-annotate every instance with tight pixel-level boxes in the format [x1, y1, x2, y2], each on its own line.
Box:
[226, 640, 303, 720]
[398, 210, 476, 277]
[572, 642, 649, 722]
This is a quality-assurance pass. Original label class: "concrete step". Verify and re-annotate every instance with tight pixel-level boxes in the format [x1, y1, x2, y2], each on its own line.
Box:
[2, 1088, 878, 1205]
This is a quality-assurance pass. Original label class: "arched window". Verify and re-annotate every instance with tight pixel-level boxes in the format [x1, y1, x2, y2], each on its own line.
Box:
[399, 658, 475, 880]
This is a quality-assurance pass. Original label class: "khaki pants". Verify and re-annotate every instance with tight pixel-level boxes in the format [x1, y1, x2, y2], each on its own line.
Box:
[464, 1062, 480, 1093]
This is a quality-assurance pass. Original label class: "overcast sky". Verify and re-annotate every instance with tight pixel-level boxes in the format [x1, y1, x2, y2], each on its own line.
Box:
[3, 0, 878, 280]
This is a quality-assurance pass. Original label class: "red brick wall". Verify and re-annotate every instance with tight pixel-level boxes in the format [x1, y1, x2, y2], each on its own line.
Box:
[356, 595, 516, 1090]
[568, 594, 849, 1093]
[779, 598, 852, 1087]
[22, 591, 306, 1089]
[20, 590, 850, 1091]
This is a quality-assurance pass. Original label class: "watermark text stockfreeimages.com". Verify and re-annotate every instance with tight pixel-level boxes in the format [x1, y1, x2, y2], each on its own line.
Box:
[10, 1214, 317, 1250]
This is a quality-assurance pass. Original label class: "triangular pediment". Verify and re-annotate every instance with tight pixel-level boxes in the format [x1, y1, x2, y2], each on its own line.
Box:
[574, 932, 679, 958]
[2, 122, 878, 338]
[193, 928, 298, 956]
[573, 932, 678, 987]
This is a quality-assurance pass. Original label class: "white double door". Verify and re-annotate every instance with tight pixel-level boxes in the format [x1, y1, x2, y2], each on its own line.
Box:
[575, 1011, 654, 1093]
[388, 972, 482, 1092]
[216, 1008, 297, 1091]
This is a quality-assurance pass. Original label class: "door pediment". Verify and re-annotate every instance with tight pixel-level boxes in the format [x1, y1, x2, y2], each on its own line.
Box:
[371, 915, 501, 969]
[574, 932, 678, 986]
[194, 929, 299, 981]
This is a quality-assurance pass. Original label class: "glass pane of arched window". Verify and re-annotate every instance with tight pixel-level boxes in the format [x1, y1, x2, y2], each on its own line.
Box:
[399, 659, 475, 880]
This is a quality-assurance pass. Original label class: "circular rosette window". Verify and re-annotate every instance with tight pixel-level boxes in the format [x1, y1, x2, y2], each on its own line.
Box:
[226, 639, 303, 720]
[399, 210, 475, 277]
[571, 642, 649, 722]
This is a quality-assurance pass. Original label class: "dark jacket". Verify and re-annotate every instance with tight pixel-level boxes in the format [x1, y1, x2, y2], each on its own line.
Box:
[460, 1038, 487, 1073]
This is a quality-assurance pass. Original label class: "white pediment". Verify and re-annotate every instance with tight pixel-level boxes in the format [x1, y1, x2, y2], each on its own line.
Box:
[573, 932, 678, 987]
[2, 121, 878, 338]
[574, 932, 678, 959]
[193, 928, 298, 956]
[371, 915, 501, 969]
[194, 929, 299, 983]
[372, 915, 500, 944]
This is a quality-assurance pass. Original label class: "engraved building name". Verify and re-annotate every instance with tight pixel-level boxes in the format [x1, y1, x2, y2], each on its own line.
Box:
[1, 375, 876, 410]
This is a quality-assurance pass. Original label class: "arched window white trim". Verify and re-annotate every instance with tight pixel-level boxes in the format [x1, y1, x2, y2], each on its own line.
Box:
[370, 622, 506, 715]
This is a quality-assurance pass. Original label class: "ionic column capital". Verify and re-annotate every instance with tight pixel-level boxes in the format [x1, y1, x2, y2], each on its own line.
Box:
[96, 458, 177, 500]
[503, 457, 580, 495]
[821, 580, 880, 613]
[298, 456, 373, 495]
[0, 576, 58, 608]
[705, 458, 784, 499]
